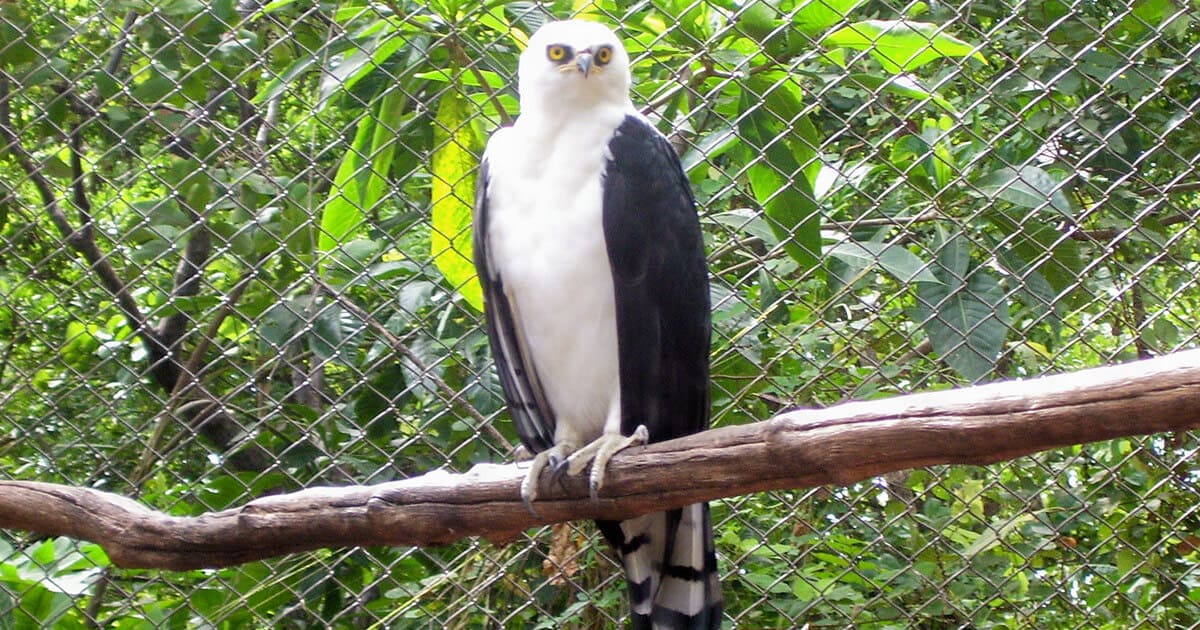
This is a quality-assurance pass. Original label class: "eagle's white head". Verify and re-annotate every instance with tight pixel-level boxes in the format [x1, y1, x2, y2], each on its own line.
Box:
[517, 20, 633, 114]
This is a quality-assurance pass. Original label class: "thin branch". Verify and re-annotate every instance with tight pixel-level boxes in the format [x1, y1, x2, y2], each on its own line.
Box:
[1136, 180, 1200, 197]
[3, 75, 268, 473]
[101, 12, 139, 82]
[154, 199, 213, 386]
[1, 75, 155, 348]
[445, 32, 512, 126]
[255, 92, 282, 148]
[3, 349, 1199, 570]
[130, 268, 262, 489]
[642, 61, 775, 114]
[1067, 211, 1196, 243]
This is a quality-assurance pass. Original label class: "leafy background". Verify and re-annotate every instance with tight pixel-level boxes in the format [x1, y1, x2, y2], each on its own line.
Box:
[3, 0, 1200, 627]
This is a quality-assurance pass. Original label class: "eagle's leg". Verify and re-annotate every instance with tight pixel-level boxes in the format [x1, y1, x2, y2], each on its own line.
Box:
[564, 425, 649, 499]
[521, 442, 577, 513]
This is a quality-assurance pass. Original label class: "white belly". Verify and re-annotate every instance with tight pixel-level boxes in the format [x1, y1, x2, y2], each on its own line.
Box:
[485, 121, 625, 444]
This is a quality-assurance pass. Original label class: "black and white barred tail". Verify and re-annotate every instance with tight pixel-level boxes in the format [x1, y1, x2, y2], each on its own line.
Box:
[598, 502, 722, 629]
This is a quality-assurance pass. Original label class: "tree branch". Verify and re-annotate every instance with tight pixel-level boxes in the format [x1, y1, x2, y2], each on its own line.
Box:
[0, 76, 153, 345]
[1, 74, 268, 473]
[3, 349, 1200, 570]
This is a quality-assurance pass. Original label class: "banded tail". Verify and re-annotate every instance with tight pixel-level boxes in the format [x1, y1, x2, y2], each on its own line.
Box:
[598, 502, 722, 629]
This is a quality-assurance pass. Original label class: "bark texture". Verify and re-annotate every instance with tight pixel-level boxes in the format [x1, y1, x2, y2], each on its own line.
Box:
[2, 349, 1199, 570]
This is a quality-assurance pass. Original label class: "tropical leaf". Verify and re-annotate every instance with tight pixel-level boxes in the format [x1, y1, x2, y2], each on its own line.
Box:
[827, 239, 942, 285]
[822, 20, 986, 73]
[430, 89, 484, 311]
[975, 165, 1073, 218]
[317, 89, 406, 262]
[738, 81, 821, 271]
[914, 233, 1010, 381]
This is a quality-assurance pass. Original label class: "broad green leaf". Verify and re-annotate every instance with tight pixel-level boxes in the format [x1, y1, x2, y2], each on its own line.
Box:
[258, 300, 303, 349]
[163, 0, 207, 16]
[737, 0, 782, 41]
[39, 154, 72, 180]
[987, 213, 1081, 297]
[132, 67, 176, 103]
[317, 89, 406, 260]
[1118, 0, 1188, 38]
[915, 236, 1010, 381]
[826, 240, 942, 284]
[887, 117, 956, 194]
[975, 165, 1073, 218]
[429, 0, 464, 21]
[0, 5, 37, 68]
[996, 247, 1061, 333]
[793, 0, 868, 35]
[253, 52, 321, 104]
[430, 90, 484, 311]
[415, 69, 506, 89]
[356, 363, 408, 438]
[310, 304, 362, 365]
[922, 116, 956, 190]
[257, 0, 301, 14]
[845, 73, 957, 114]
[822, 20, 986, 73]
[738, 84, 821, 271]
[937, 228, 971, 283]
[318, 30, 409, 106]
[682, 124, 738, 175]
[662, 0, 712, 42]
[745, 161, 820, 271]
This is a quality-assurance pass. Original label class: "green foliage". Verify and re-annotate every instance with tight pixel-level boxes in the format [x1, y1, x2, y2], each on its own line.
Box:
[430, 89, 485, 311]
[2, 0, 1200, 626]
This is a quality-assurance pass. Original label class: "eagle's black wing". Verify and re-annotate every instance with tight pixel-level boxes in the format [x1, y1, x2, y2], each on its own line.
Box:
[602, 115, 711, 442]
[473, 159, 556, 454]
[598, 115, 722, 629]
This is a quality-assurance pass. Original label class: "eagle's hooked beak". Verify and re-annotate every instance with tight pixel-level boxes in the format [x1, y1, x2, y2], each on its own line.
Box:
[575, 52, 594, 78]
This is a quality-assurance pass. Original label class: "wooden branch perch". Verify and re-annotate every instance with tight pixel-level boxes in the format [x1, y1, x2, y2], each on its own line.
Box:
[3, 350, 1200, 571]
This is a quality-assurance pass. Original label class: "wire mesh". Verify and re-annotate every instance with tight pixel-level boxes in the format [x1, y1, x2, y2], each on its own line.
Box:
[2, 0, 1200, 627]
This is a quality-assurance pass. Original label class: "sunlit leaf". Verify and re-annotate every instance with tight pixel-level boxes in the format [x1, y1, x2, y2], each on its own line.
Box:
[845, 73, 957, 114]
[415, 69, 506, 88]
[738, 83, 821, 271]
[822, 20, 986, 73]
[430, 90, 484, 311]
[318, 29, 409, 105]
[793, 0, 868, 35]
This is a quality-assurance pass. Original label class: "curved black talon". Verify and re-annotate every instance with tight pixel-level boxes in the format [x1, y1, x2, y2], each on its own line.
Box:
[521, 494, 540, 517]
[548, 456, 571, 488]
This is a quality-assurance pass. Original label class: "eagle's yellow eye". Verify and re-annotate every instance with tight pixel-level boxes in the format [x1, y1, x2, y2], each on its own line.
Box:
[546, 45, 571, 62]
[595, 45, 613, 65]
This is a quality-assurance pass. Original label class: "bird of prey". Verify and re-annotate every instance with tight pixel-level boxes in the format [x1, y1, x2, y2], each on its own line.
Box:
[472, 19, 722, 629]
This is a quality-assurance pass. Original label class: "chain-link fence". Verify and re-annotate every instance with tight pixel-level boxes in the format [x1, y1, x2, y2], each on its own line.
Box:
[2, 0, 1200, 627]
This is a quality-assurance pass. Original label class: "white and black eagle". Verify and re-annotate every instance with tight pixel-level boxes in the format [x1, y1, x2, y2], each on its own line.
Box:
[472, 19, 722, 629]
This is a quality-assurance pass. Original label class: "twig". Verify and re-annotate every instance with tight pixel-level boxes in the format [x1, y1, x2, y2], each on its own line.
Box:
[101, 12, 139, 81]
[1, 74, 155, 348]
[3, 74, 268, 473]
[156, 200, 213, 373]
[130, 268, 263, 491]
[445, 32, 512, 126]
[642, 61, 776, 115]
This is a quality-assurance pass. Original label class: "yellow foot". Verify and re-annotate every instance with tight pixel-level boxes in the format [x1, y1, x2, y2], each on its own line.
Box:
[565, 425, 649, 498]
[520, 442, 576, 515]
